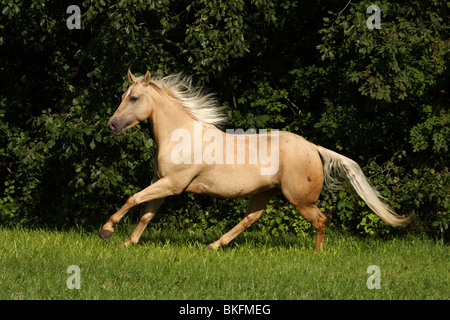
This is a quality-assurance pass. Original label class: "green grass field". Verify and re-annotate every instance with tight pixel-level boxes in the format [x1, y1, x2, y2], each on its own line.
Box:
[0, 226, 448, 300]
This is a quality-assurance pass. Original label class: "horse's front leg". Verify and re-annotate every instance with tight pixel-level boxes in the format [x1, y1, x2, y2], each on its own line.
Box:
[99, 177, 177, 239]
[123, 198, 164, 246]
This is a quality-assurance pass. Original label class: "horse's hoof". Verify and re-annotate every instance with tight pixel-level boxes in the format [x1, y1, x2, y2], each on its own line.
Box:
[122, 239, 134, 247]
[99, 229, 114, 239]
[204, 244, 219, 251]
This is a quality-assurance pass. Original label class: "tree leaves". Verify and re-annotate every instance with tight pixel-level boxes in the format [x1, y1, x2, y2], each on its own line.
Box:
[0, 0, 448, 237]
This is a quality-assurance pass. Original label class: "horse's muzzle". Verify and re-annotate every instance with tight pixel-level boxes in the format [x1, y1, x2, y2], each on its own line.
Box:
[108, 119, 122, 135]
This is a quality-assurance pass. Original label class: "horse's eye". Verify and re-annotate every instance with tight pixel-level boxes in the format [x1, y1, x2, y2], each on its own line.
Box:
[130, 96, 138, 102]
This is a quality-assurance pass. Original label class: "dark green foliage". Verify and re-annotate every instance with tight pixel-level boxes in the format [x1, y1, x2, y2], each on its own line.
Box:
[0, 0, 448, 238]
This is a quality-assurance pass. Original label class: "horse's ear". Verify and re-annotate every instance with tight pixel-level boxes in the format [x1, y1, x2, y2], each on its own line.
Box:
[143, 70, 152, 85]
[128, 69, 137, 83]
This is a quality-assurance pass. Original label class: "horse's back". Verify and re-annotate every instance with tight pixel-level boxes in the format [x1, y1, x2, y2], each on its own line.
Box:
[184, 131, 323, 202]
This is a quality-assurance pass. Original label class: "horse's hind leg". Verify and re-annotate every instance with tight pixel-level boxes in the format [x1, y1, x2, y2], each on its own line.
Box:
[280, 170, 327, 251]
[205, 189, 278, 250]
[295, 204, 327, 252]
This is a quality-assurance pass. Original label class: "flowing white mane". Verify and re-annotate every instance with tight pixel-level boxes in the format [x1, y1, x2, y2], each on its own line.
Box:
[148, 74, 228, 128]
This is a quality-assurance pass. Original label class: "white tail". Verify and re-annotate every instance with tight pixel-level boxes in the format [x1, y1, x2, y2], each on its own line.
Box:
[317, 146, 410, 227]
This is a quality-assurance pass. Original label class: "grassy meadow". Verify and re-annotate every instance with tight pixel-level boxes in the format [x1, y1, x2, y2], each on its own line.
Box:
[0, 226, 448, 300]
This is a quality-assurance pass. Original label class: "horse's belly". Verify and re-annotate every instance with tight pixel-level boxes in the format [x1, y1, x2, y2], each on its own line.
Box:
[185, 165, 278, 198]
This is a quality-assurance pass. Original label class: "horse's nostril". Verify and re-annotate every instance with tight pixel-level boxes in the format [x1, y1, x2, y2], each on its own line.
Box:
[109, 121, 117, 131]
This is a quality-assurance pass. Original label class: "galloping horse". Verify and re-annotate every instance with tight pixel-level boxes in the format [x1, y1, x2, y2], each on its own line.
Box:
[99, 70, 409, 252]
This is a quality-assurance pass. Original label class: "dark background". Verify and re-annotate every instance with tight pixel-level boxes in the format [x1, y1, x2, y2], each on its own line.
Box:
[0, 0, 448, 238]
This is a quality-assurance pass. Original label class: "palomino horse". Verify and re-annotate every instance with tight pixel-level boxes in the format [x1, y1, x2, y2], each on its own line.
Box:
[99, 70, 409, 252]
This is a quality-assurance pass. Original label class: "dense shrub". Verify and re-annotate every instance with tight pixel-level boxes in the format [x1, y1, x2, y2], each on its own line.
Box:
[0, 0, 448, 239]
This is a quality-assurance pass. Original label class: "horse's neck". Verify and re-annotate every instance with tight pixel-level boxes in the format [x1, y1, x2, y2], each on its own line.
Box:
[149, 94, 196, 149]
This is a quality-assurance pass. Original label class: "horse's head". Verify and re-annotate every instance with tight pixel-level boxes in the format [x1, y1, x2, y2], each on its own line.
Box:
[108, 70, 154, 135]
